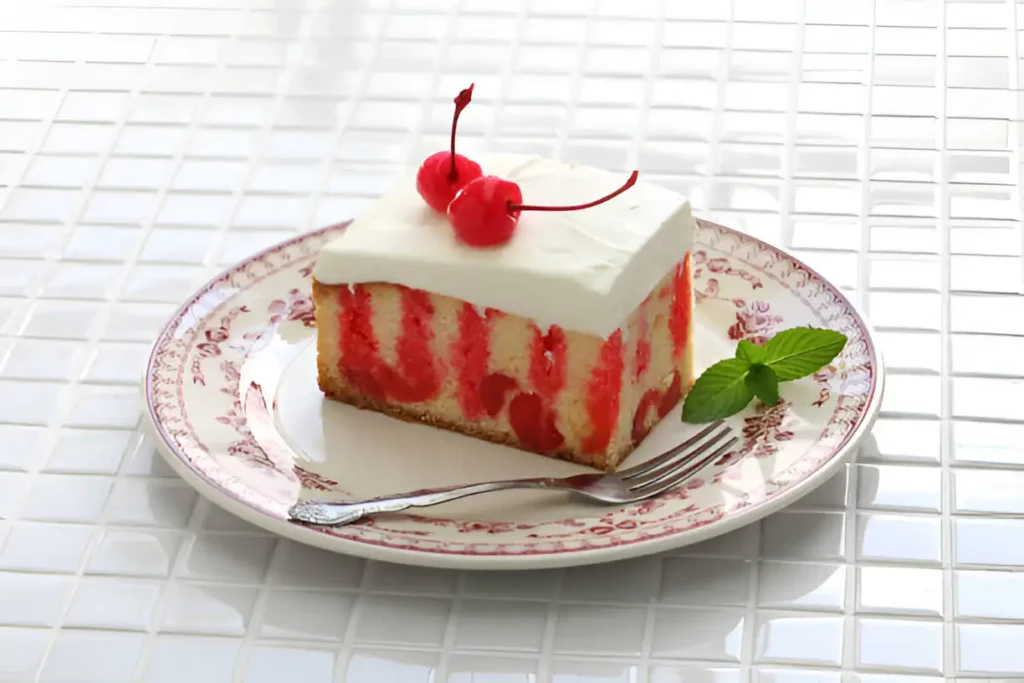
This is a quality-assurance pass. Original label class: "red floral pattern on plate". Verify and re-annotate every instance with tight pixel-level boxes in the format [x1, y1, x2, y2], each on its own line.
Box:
[144, 220, 881, 565]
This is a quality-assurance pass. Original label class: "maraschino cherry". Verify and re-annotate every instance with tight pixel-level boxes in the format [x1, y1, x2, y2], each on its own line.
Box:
[447, 170, 640, 247]
[416, 83, 482, 213]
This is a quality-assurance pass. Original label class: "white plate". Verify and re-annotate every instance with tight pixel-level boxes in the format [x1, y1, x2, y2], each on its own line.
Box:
[143, 219, 883, 570]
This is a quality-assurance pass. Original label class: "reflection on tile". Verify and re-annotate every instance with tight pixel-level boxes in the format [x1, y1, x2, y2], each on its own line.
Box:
[951, 293, 1024, 335]
[87, 529, 182, 578]
[0, 571, 75, 627]
[950, 419, 1024, 466]
[0, 521, 94, 573]
[650, 665, 741, 683]
[958, 623, 1024, 675]
[259, 590, 353, 642]
[757, 562, 846, 612]
[366, 562, 457, 596]
[651, 608, 744, 661]
[955, 570, 1024, 620]
[446, 655, 535, 683]
[955, 518, 1024, 567]
[161, 584, 258, 636]
[857, 513, 941, 565]
[344, 649, 437, 683]
[953, 377, 1024, 421]
[954, 468, 1024, 514]
[0, 627, 50, 681]
[872, 332, 941, 373]
[878, 375, 941, 417]
[869, 258, 940, 292]
[868, 292, 941, 330]
[857, 618, 943, 673]
[763, 511, 846, 562]
[856, 464, 941, 512]
[858, 566, 943, 617]
[754, 613, 844, 666]
[266, 541, 364, 589]
[183, 534, 276, 583]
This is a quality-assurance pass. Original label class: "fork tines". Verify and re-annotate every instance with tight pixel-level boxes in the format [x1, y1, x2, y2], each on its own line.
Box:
[619, 420, 736, 489]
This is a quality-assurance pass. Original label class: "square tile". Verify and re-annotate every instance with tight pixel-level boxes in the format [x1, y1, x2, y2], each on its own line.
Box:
[0, 471, 30, 518]
[0, 259, 49, 297]
[754, 613, 844, 666]
[872, 331, 941, 373]
[955, 570, 1024, 620]
[858, 566, 944, 617]
[114, 125, 187, 156]
[0, 627, 50, 681]
[958, 623, 1022, 675]
[757, 562, 846, 612]
[266, 540, 364, 589]
[354, 595, 450, 647]
[142, 227, 219, 266]
[217, 229, 295, 266]
[952, 420, 1024, 466]
[857, 618, 943, 674]
[143, 635, 241, 683]
[0, 425, 45, 472]
[174, 160, 249, 193]
[156, 194, 235, 228]
[242, 646, 337, 683]
[0, 378, 64, 428]
[0, 339, 89, 381]
[954, 468, 1024, 515]
[64, 386, 140, 429]
[0, 521, 94, 573]
[562, 556, 661, 603]
[23, 473, 113, 523]
[41, 123, 116, 154]
[82, 342, 151, 384]
[99, 158, 175, 190]
[65, 577, 163, 631]
[41, 262, 122, 300]
[366, 562, 458, 595]
[160, 584, 258, 636]
[762, 511, 846, 562]
[856, 464, 941, 512]
[462, 570, 560, 600]
[102, 303, 178, 341]
[649, 664, 742, 683]
[0, 571, 75, 627]
[857, 513, 942, 565]
[23, 155, 103, 188]
[63, 225, 141, 262]
[120, 265, 206, 303]
[553, 604, 646, 657]
[105, 479, 197, 528]
[259, 590, 354, 642]
[82, 190, 160, 225]
[86, 529, 182, 578]
[651, 608, 745, 661]
[40, 631, 144, 683]
[955, 518, 1024, 567]
[344, 650, 437, 683]
[183, 533, 276, 582]
[660, 557, 751, 606]
[453, 599, 547, 652]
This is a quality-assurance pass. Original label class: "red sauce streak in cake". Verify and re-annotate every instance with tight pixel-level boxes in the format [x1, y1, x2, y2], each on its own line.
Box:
[480, 373, 518, 417]
[581, 329, 625, 454]
[509, 392, 564, 452]
[529, 324, 568, 399]
[336, 284, 385, 400]
[630, 371, 682, 444]
[453, 303, 490, 419]
[669, 252, 692, 360]
[335, 285, 440, 403]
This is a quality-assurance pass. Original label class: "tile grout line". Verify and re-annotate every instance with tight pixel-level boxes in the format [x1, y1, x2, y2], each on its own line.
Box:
[937, 0, 957, 678]
[334, 559, 376, 683]
[699, 0, 734, 223]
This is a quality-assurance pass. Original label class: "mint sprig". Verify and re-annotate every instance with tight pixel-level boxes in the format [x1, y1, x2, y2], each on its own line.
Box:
[681, 327, 847, 423]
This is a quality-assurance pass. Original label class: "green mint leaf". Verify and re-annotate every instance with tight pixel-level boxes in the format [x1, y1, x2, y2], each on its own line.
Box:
[736, 339, 766, 364]
[761, 327, 848, 382]
[745, 363, 780, 406]
[682, 357, 754, 423]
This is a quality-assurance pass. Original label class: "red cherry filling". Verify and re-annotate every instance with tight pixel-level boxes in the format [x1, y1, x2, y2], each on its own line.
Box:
[447, 169, 640, 247]
[415, 84, 483, 213]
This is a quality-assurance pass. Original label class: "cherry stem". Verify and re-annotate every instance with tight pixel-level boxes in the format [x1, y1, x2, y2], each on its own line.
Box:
[509, 170, 640, 213]
[448, 83, 474, 183]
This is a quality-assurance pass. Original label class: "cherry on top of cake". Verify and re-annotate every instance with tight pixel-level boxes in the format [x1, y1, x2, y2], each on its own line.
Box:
[314, 85, 695, 339]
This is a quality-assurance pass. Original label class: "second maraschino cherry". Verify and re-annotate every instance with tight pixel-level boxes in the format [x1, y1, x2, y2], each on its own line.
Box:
[448, 170, 640, 248]
[416, 83, 483, 213]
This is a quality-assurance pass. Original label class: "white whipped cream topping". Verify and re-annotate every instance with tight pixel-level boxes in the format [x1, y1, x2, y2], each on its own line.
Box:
[313, 153, 694, 338]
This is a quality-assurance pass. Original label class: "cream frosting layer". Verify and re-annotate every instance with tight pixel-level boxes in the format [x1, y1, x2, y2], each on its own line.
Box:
[313, 153, 694, 338]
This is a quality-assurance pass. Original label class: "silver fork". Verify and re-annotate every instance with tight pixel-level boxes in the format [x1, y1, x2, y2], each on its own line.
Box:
[287, 421, 737, 527]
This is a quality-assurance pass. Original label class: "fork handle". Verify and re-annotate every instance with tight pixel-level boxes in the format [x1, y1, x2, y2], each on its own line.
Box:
[287, 478, 557, 526]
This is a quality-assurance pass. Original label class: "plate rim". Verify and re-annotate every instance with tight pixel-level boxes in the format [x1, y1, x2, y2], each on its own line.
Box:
[142, 220, 885, 570]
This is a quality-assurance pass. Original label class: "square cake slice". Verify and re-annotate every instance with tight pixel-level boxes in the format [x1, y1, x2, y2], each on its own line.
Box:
[312, 153, 695, 471]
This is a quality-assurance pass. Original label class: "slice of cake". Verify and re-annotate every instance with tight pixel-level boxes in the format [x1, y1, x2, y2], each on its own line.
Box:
[312, 152, 695, 471]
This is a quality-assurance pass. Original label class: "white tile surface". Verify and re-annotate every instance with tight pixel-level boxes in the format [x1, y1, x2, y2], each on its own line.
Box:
[0, 0, 1022, 679]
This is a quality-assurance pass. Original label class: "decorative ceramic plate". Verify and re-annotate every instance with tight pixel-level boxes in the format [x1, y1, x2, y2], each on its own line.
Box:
[143, 220, 883, 570]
